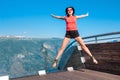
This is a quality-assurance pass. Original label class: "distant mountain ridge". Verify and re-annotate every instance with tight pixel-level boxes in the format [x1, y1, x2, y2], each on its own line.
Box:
[0, 38, 62, 78]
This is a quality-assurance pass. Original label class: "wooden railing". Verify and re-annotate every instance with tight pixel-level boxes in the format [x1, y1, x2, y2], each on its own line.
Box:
[64, 31, 120, 51]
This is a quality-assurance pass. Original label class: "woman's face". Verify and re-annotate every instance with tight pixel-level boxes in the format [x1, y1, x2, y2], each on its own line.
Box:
[67, 8, 73, 15]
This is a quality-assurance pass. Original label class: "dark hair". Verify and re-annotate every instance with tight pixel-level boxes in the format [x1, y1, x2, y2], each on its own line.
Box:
[65, 6, 75, 16]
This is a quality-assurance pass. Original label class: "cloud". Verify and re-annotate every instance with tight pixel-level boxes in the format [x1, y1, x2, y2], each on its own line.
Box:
[23, 32, 27, 34]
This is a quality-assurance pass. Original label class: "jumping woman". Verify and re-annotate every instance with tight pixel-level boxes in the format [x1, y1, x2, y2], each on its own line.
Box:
[51, 6, 98, 68]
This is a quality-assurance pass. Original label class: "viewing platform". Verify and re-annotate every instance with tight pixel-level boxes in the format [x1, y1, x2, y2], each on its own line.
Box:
[0, 31, 119, 80]
[12, 69, 120, 80]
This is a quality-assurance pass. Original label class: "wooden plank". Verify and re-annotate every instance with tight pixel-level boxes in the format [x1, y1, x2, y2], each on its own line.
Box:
[11, 69, 120, 80]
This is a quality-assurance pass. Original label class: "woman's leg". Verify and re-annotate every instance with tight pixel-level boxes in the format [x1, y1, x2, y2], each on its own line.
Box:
[52, 37, 70, 68]
[75, 36, 98, 64]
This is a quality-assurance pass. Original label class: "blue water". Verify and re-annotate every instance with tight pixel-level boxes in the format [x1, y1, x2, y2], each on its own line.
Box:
[0, 38, 62, 78]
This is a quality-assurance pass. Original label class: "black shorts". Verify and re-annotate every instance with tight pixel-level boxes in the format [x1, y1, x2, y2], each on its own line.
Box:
[65, 30, 79, 38]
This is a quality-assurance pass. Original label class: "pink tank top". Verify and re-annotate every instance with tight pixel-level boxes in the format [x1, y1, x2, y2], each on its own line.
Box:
[65, 16, 77, 31]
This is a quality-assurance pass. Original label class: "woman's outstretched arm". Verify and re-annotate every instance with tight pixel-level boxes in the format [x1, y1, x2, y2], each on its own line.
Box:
[76, 12, 89, 19]
[51, 14, 65, 20]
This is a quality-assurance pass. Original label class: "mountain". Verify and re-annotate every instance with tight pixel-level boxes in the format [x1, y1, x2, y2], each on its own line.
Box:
[0, 38, 62, 78]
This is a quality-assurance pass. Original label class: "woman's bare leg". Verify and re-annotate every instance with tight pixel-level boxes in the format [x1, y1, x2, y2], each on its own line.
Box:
[75, 37, 98, 64]
[52, 37, 70, 68]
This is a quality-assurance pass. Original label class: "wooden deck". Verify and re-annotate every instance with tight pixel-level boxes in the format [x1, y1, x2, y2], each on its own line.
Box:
[11, 69, 120, 80]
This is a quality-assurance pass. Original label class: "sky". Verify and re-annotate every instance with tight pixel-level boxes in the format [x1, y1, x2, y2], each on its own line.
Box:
[0, 0, 120, 38]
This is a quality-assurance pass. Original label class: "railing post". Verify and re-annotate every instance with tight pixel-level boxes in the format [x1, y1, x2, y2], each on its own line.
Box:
[95, 37, 97, 43]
